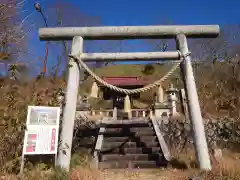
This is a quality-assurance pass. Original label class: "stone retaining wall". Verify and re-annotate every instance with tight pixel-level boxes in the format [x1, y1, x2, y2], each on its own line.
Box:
[159, 117, 240, 151]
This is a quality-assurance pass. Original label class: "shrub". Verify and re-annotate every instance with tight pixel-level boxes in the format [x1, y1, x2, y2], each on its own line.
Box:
[142, 64, 155, 75]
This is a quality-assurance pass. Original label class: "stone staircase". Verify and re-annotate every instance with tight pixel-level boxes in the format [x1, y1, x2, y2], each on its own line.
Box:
[94, 118, 170, 169]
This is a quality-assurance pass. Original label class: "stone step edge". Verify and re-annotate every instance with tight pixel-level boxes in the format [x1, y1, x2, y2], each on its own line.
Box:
[101, 119, 150, 125]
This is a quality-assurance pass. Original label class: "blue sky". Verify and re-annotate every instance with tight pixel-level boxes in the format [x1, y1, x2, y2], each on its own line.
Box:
[76, 0, 240, 25]
[19, 0, 240, 75]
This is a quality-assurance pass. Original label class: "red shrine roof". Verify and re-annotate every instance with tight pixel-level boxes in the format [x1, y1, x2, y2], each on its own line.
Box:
[101, 76, 148, 86]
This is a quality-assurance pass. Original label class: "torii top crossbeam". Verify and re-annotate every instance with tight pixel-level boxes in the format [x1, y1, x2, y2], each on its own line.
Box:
[39, 25, 220, 40]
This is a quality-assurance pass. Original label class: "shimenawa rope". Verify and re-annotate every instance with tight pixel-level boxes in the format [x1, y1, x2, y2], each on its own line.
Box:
[68, 51, 190, 95]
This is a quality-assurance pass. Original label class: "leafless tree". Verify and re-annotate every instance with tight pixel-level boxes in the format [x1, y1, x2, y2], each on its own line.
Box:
[191, 25, 240, 117]
[0, 0, 31, 79]
[35, 1, 123, 78]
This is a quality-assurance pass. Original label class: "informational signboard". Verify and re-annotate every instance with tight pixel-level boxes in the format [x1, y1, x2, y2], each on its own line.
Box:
[22, 106, 61, 155]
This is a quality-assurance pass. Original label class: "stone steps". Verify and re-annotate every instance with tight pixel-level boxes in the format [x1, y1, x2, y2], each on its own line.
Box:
[102, 141, 159, 149]
[98, 160, 159, 169]
[101, 119, 151, 126]
[103, 136, 157, 142]
[103, 130, 156, 136]
[101, 147, 161, 154]
[97, 118, 168, 169]
[100, 153, 162, 161]
[104, 127, 154, 133]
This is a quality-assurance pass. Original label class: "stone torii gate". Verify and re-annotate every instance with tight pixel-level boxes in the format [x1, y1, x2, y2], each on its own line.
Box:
[39, 25, 220, 171]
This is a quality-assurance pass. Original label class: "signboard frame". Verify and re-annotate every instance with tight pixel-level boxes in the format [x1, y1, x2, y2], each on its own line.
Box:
[20, 106, 61, 174]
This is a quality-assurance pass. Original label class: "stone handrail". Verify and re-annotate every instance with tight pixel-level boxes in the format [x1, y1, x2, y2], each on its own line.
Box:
[151, 116, 171, 161]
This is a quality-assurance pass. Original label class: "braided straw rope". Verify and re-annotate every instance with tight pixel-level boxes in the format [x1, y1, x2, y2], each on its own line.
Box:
[69, 51, 190, 95]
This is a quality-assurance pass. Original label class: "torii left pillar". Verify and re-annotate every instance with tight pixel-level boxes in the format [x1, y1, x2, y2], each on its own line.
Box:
[57, 36, 83, 171]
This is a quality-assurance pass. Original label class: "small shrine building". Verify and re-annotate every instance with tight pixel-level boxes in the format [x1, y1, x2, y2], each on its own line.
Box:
[98, 76, 148, 109]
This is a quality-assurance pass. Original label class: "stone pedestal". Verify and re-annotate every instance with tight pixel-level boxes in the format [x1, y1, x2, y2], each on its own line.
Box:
[154, 102, 171, 118]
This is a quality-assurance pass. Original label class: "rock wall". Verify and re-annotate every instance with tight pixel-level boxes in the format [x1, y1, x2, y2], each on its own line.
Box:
[159, 117, 240, 151]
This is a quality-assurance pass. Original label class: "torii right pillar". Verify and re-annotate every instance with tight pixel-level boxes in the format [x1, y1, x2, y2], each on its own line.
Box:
[176, 34, 211, 170]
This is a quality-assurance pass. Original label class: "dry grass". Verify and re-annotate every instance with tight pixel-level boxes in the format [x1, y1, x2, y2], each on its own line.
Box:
[0, 149, 239, 180]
